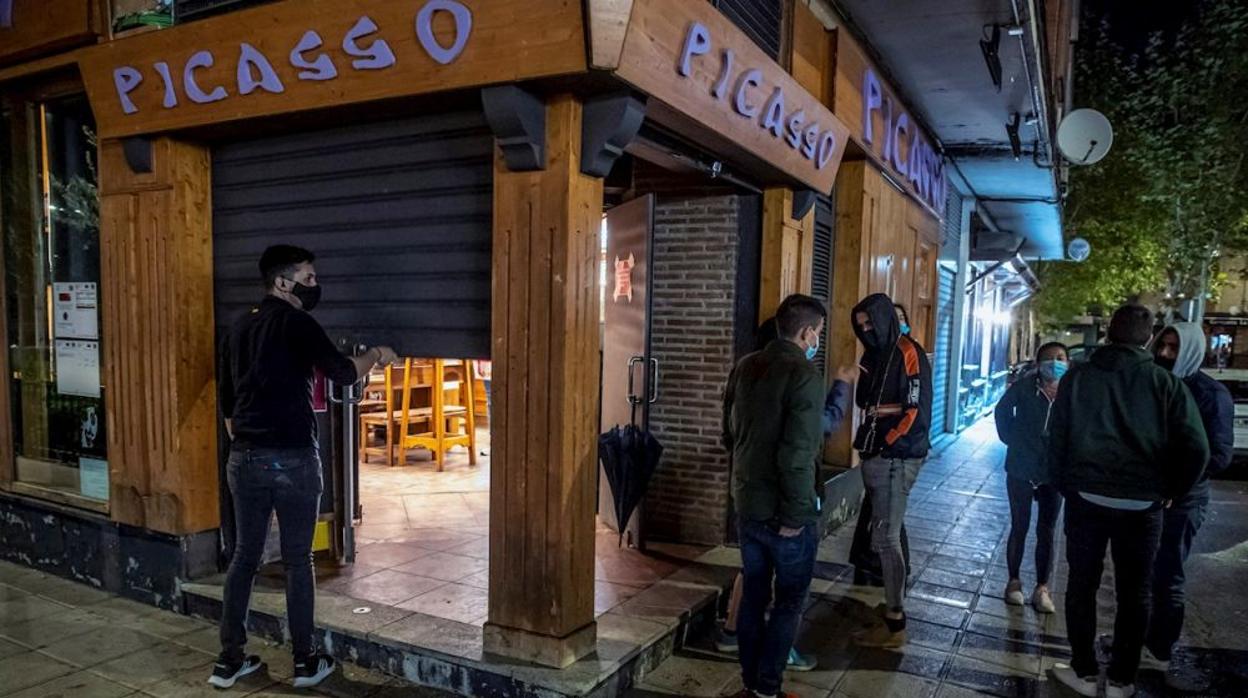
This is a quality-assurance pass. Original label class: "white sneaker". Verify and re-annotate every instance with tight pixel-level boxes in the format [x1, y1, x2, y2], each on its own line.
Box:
[1051, 664, 1098, 698]
[1005, 580, 1026, 606]
[1032, 586, 1056, 614]
[1107, 681, 1136, 698]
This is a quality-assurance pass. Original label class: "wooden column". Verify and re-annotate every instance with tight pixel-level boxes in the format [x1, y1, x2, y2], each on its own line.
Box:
[98, 137, 219, 535]
[485, 95, 602, 668]
[758, 187, 817, 323]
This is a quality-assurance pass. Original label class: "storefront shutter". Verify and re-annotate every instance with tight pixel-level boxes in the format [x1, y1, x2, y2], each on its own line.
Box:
[713, 0, 783, 60]
[211, 110, 493, 359]
[931, 266, 956, 437]
[810, 194, 834, 374]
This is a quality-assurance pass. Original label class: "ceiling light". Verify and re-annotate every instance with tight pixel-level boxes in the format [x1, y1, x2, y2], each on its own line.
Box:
[980, 25, 1002, 93]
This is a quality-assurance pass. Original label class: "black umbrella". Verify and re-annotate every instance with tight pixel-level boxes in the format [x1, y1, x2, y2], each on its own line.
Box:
[598, 424, 664, 546]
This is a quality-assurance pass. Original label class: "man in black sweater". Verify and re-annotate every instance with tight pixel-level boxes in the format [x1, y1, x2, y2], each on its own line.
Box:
[212, 245, 395, 690]
[1047, 304, 1208, 698]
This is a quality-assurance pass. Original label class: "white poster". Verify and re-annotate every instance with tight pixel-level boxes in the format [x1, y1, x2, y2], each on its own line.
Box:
[53, 282, 99, 340]
[55, 340, 101, 398]
[79, 457, 109, 501]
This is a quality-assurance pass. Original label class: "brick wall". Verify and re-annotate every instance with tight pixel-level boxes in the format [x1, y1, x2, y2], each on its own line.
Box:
[645, 194, 741, 545]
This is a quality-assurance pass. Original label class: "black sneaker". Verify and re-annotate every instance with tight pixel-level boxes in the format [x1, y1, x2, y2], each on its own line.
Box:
[293, 654, 336, 688]
[207, 655, 263, 689]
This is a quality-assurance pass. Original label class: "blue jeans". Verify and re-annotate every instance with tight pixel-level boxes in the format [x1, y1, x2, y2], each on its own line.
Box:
[220, 447, 323, 662]
[737, 518, 817, 696]
[1145, 490, 1209, 661]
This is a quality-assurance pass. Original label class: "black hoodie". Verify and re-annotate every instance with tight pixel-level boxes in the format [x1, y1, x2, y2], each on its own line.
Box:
[852, 293, 933, 460]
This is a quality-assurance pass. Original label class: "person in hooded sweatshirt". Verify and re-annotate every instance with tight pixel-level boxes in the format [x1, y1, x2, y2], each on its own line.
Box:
[1145, 322, 1233, 690]
[849, 293, 933, 648]
[993, 342, 1068, 615]
[1047, 304, 1208, 698]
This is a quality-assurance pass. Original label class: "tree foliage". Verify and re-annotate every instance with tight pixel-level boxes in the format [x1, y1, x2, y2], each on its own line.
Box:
[1033, 0, 1248, 325]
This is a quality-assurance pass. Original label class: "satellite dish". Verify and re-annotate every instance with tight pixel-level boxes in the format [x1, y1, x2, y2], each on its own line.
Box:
[1057, 109, 1113, 165]
[1067, 237, 1091, 262]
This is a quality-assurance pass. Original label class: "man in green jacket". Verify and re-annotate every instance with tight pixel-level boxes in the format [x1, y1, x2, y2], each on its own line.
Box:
[1047, 304, 1208, 698]
[722, 294, 826, 698]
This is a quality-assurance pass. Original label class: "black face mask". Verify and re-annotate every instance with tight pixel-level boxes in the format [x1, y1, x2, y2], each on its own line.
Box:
[858, 326, 878, 349]
[285, 279, 322, 311]
[1155, 355, 1176, 371]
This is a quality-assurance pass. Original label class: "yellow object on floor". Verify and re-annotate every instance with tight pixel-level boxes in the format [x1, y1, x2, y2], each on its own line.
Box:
[312, 520, 330, 552]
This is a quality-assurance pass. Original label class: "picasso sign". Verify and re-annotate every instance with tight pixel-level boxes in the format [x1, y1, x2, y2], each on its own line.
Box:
[109, 0, 472, 116]
[80, 0, 587, 138]
[677, 22, 840, 173]
[862, 69, 947, 211]
[612, 0, 848, 194]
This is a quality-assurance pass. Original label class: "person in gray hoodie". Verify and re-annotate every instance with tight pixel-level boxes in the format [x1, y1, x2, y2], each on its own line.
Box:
[1146, 322, 1234, 690]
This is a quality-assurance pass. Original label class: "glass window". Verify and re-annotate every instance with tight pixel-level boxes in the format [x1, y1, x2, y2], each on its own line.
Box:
[2, 88, 107, 506]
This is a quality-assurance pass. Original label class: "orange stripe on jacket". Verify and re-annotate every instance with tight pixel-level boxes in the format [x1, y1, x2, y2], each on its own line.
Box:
[885, 338, 921, 445]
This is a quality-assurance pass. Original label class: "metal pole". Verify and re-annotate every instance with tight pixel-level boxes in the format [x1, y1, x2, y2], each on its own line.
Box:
[341, 379, 357, 563]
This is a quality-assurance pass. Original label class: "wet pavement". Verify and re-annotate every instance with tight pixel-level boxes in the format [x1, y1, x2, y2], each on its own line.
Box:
[0, 564, 455, 697]
[632, 418, 1248, 697]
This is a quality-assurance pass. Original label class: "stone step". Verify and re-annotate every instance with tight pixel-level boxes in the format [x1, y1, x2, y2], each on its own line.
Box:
[181, 567, 732, 697]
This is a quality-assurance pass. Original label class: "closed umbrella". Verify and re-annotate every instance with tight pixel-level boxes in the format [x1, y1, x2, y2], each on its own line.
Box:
[598, 424, 664, 546]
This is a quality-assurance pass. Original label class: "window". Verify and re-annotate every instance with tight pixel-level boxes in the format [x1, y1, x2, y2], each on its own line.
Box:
[1, 82, 106, 508]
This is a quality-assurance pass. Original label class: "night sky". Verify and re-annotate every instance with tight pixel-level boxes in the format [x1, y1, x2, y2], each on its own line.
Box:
[1083, 0, 1203, 54]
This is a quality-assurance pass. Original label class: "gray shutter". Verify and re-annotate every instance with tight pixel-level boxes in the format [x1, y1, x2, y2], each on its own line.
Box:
[714, 0, 783, 60]
[212, 111, 493, 358]
[931, 266, 956, 436]
[810, 194, 834, 374]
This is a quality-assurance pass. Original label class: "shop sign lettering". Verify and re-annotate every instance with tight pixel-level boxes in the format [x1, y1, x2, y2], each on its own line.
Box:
[110, 0, 472, 116]
[677, 22, 839, 172]
[862, 69, 946, 210]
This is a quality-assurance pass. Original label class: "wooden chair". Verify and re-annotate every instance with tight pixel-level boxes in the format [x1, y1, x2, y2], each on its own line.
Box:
[360, 362, 407, 466]
[395, 359, 476, 471]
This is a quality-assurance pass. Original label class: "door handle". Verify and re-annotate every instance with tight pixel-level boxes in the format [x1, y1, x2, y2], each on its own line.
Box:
[648, 358, 660, 404]
[627, 356, 645, 405]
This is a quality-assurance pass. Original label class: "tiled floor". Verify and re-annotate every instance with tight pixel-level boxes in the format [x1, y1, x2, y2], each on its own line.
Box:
[313, 427, 706, 627]
[0, 562, 454, 696]
[633, 417, 1248, 697]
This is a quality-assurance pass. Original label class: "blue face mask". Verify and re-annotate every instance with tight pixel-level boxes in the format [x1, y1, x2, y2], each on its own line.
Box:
[900, 322, 911, 335]
[1038, 359, 1068, 383]
[805, 335, 819, 362]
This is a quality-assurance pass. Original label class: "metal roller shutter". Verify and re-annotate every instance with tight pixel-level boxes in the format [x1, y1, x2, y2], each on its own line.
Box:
[811, 194, 834, 374]
[931, 266, 956, 437]
[212, 111, 494, 358]
[714, 0, 783, 60]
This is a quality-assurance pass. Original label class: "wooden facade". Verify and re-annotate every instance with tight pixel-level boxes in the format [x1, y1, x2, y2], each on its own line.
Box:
[98, 137, 219, 534]
[1, 0, 922, 670]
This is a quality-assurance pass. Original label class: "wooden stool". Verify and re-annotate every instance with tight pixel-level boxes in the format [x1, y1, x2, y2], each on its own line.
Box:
[397, 359, 476, 471]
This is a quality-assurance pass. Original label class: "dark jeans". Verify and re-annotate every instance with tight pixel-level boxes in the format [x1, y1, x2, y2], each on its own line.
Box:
[221, 446, 323, 662]
[1063, 494, 1163, 685]
[1005, 476, 1062, 585]
[737, 518, 817, 696]
[1145, 490, 1209, 661]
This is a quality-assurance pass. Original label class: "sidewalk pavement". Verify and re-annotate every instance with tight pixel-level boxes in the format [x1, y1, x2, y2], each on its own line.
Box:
[0, 563, 454, 697]
[631, 418, 1248, 697]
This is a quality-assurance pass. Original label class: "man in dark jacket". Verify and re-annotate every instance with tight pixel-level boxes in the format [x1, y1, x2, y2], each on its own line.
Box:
[1146, 322, 1233, 689]
[994, 342, 1068, 615]
[1047, 305, 1208, 698]
[722, 295, 826, 698]
[850, 293, 933, 648]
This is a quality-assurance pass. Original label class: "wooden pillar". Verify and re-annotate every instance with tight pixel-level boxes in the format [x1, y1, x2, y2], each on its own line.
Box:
[758, 187, 817, 323]
[98, 137, 218, 534]
[484, 95, 602, 668]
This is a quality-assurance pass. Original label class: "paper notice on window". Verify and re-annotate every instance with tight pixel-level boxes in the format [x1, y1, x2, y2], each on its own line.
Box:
[79, 457, 109, 501]
[53, 282, 99, 340]
[55, 340, 101, 398]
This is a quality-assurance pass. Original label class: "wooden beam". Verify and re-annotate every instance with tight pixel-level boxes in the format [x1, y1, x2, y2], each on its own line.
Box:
[99, 136, 218, 534]
[485, 94, 601, 669]
[0, 0, 97, 67]
[586, 0, 635, 70]
[758, 187, 816, 324]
